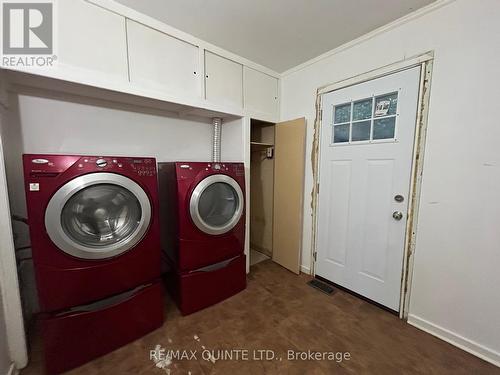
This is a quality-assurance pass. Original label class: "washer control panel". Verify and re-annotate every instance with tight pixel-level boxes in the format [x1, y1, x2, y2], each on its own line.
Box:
[75, 156, 156, 176]
[132, 159, 156, 177]
[96, 158, 107, 168]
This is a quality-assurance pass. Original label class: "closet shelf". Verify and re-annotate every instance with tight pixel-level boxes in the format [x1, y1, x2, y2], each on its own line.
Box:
[250, 142, 274, 149]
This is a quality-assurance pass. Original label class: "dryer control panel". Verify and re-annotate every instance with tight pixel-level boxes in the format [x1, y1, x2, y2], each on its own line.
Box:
[208, 163, 229, 172]
[174, 162, 245, 181]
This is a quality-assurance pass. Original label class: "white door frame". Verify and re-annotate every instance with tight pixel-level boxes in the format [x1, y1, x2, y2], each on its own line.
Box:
[310, 52, 434, 319]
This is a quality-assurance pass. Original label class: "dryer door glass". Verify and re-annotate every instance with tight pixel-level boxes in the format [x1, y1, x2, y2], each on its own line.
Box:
[190, 175, 244, 235]
[198, 182, 239, 227]
[61, 184, 142, 248]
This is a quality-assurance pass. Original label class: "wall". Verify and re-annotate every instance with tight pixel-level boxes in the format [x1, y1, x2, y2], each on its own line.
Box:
[220, 116, 244, 163]
[280, 0, 500, 365]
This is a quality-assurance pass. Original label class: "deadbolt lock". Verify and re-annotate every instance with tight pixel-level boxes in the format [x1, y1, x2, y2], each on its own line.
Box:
[393, 211, 404, 221]
[394, 194, 404, 202]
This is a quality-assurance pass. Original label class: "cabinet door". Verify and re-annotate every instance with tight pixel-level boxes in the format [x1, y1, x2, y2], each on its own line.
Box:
[244, 67, 279, 117]
[205, 51, 243, 108]
[127, 20, 200, 98]
[273, 118, 306, 274]
[58, 0, 128, 81]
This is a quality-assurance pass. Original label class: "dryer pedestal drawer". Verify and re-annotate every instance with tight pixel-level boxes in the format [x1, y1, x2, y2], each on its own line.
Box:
[40, 281, 164, 374]
[167, 254, 246, 315]
[178, 236, 244, 271]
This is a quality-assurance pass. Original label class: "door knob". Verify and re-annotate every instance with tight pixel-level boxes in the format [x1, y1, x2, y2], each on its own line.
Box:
[392, 211, 403, 221]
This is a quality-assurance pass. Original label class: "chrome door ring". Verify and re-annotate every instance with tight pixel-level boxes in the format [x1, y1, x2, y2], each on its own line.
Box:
[45, 172, 151, 260]
[189, 174, 244, 235]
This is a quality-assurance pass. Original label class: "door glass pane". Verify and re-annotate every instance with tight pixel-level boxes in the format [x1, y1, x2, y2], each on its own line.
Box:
[351, 121, 371, 141]
[61, 184, 142, 248]
[375, 93, 398, 117]
[373, 117, 396, 139]
[333, 124, 349, 143]
[334, 104, 351, 124]
[353, 99, 372, 121]
[198, 182, 238, 227]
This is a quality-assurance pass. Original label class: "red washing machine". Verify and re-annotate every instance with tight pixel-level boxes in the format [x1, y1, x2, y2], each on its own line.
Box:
[23, 154, 164, 374]
[158, 162, 246, 315]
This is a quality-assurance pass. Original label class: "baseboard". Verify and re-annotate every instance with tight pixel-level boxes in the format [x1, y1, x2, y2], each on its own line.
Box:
[6, 363, 18, 375]
[408, 314, 500, 367]
[300, 265, 310, 275]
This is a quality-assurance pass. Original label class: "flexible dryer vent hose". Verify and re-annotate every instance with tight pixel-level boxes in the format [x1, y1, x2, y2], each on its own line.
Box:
[212, 117, 222, 163]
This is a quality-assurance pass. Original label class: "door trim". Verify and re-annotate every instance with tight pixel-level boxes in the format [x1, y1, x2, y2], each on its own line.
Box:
[310, 52, 434, 319]
[45, 172, 152, 260]
[189, 174, 244, 236]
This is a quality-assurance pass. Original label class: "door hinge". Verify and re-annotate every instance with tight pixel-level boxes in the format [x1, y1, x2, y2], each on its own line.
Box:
[319, 109, 323, 121]
[313, 252, 317, 262]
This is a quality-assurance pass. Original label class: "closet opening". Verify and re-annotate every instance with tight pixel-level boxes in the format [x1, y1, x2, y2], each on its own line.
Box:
[248, 117, 306, 274]
[249, 119, 276, 267]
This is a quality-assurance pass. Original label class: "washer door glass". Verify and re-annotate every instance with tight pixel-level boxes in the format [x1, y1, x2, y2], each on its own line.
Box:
[45, 173, 152, 260]
[190, 175, 244, 235]
[61, 184, 142, 248]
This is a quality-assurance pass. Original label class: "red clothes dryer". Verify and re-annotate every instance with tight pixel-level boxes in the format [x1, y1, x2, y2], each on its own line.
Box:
[158, 162, 245, 271]
[23, 154, 163, 374]
[158, 162, 246, 314]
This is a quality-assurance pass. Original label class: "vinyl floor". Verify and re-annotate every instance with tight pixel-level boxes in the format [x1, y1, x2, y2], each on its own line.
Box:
[21, 260, 500, 374]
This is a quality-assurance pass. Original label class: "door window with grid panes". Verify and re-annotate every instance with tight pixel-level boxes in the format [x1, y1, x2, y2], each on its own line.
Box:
[332, 92, 399, 144]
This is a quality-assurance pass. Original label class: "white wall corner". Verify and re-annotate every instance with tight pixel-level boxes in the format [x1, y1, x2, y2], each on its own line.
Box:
[408, 314, 500, 368]
[0, 127, 28, 369]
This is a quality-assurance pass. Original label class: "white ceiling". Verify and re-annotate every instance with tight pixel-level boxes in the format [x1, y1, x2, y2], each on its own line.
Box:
[115, 0, 436, 73]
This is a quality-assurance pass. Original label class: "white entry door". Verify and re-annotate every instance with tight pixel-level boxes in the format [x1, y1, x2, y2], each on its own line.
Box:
[316, 67, 421, 311]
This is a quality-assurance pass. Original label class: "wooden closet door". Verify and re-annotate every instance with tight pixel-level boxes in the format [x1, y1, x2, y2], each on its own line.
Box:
[272, 118, 306, 274]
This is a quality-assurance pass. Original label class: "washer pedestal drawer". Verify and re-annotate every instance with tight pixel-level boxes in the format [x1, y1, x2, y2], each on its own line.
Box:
[40, 281, 164, 374]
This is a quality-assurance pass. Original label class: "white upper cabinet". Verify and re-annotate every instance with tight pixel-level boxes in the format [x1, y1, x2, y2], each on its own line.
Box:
[244, 67, 279, 117]
[58, 0, 128, 82]
[9, 0, 280, 119]
[126, 20, 200, 98]
[205, 51, 243, 108]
